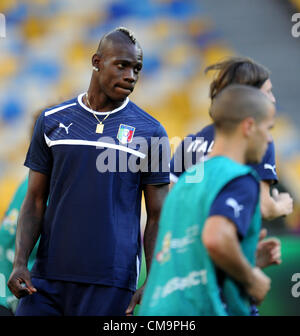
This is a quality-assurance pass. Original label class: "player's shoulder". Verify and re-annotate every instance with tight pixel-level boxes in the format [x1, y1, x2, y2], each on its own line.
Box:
[235, 173, 259, 188]
[223, 173, 259, 201]
[258, 139, 276, 170]
[127, 100, 167, 135]
[128, 101, 160, 127]
[43, 97, 78, 117]
[184, 123, 215, 140]
[196, 124, 215, 138]
[265, 140, 275, 155]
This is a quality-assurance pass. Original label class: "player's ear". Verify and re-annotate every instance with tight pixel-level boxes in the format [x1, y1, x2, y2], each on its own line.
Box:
[242, 117, 256, 137]
[92, 54, 101, 72]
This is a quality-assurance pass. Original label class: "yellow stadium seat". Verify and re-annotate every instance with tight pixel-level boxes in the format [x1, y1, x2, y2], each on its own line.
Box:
[0, 57, 18, 78]
[0, 177, 19, 222]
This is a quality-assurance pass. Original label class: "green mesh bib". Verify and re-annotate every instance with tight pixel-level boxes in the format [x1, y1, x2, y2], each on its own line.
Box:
[139, 156, 261, 316]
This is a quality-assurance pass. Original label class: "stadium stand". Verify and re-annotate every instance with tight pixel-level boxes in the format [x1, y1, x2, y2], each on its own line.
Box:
[290, 0, 300, 11]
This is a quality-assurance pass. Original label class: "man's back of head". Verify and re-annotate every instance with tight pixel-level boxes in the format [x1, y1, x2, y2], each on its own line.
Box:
[210, 84, 274, 134]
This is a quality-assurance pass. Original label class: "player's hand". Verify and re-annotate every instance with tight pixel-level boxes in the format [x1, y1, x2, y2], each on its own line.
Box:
[256, 229, 281, 269]
[246, 267, 271, 305]
[125, 285, 145, 316]
[272, 188, 293, 216]
[7, 265, 37, 299]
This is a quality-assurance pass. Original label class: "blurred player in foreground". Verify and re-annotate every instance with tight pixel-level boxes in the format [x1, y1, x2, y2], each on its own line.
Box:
[8, 27, 169, 316]
[0, 109, 44, 315]
[139, 85, 275, 316]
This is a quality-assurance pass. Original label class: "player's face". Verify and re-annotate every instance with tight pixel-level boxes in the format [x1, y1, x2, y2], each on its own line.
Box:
[97, 43, 143, 102]
[260, 79, 276, 104]
[246, 104, 276, 163]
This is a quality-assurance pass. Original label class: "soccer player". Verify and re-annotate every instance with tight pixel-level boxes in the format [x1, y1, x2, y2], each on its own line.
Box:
[8, 27, 170, 316]
[139, 85, 275, 316]
[0, 107, 52, 315]
[170, 57, 293, 221]
[0, 176, 33, 316]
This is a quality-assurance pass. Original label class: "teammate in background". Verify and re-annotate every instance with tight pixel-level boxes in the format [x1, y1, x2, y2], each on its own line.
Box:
[170, 57, 293, 221]
[0, 178, 31, 316]
[0, 108, 45, 315]
[140, 85, 275, 316]
[8, 27, 169, 316]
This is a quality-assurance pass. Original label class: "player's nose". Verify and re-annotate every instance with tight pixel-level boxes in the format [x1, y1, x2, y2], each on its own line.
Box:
[123, 68, 136, 83]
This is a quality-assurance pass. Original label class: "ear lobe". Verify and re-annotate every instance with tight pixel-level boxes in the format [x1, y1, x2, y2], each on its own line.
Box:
[92, 54, 101, 72]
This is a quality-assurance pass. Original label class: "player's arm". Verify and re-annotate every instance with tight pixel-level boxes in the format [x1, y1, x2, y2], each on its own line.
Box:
[8, 169, 49, 298]
[143, 184, 169, 275]
[125, 183, 169, 315]
[202, 215, 271, 305]
[252, 141, 293, 220]
[260, 180, 293, 220]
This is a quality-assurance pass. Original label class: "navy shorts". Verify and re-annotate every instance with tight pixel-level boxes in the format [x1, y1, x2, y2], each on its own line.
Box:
[15, 277, 134, 316]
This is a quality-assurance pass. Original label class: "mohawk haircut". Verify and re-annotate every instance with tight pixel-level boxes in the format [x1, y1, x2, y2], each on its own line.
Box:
[114, 26, 137, 44]
[96, 26, 141, 56]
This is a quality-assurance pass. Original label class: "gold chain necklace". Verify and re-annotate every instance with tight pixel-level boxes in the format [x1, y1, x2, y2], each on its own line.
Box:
[86, 93, 111, 134]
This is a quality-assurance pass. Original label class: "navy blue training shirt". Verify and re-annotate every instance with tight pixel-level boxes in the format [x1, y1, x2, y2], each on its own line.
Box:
[24, 93, 170, 291]
[170, 124, 278, 183]
[208, 173, 260, 316]
[209, 174, 259, 239]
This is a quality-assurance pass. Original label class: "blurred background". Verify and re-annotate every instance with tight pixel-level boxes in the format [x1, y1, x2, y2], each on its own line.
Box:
[0, 0, 299, 315]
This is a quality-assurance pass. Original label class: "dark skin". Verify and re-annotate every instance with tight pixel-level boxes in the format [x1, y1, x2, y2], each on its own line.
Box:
[8, 170, 49, 298]
[83, 32, 143, 112]
[125, 184, 168, 316]
[8, 32, 169, 314]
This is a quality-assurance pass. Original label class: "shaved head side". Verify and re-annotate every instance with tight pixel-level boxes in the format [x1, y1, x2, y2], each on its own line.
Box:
[210, 84, 273, 133]
[96, 27, 142, 56]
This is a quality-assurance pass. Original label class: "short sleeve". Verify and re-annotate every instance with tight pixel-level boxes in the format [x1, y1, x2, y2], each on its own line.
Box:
[209, 174, 259, 239]
[24, 112, 53, 175]
[141, 123, 170, 185]
[249, 141, 278, 183]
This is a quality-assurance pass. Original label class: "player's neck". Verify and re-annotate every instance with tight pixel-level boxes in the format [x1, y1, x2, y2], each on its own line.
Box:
[85, 85, 126, 112]
[209, 135, 247, 165]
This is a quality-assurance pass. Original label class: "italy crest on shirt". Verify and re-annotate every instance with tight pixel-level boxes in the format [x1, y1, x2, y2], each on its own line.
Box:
[117, 124, 135, 144]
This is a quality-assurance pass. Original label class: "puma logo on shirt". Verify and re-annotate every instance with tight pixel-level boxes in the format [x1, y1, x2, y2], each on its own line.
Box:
[264, 163, 276, 176]
[226, 198, 244, 218]
[59, 122, 73, 134]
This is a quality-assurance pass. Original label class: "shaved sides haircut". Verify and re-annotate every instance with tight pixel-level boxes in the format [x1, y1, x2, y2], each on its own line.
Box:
[210, 84, 273, 133]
